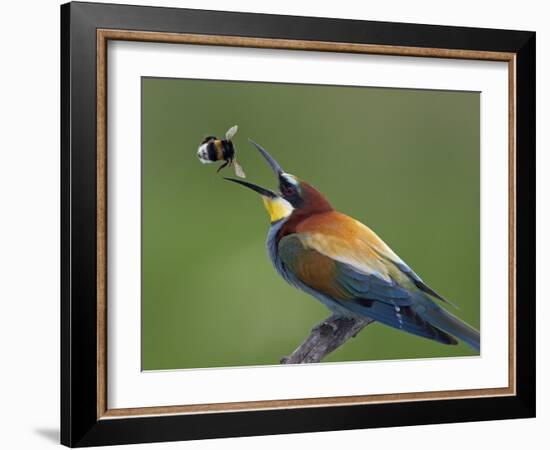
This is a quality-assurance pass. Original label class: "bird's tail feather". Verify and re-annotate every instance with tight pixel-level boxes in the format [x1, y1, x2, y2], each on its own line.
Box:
[421, 306, 480, 352]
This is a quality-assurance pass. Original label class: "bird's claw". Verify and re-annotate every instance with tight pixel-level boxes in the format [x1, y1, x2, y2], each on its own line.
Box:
[311, 320, 338, 337]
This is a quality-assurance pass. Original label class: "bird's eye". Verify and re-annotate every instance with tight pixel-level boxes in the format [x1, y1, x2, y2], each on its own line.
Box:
[282, 186, 295, 196]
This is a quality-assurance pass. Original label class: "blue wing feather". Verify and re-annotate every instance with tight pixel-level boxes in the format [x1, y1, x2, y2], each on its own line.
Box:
[337, 263, 412, 305]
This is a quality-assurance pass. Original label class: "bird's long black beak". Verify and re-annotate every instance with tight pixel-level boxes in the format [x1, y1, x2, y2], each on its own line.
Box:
[248, 139, 284, 176]
[225, 139, 286, 197]
[224, 177, 277, 198]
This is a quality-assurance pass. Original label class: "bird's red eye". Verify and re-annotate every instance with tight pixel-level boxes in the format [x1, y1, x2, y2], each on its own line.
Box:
[283, 186, 295, 196]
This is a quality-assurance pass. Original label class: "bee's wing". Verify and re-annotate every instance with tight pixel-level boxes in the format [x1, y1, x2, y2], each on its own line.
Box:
[225, 125, 238, 140]
[233, 160, 246, 178]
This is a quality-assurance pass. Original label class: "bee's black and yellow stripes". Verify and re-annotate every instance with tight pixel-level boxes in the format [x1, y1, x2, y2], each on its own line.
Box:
[204, 139, 224, 162]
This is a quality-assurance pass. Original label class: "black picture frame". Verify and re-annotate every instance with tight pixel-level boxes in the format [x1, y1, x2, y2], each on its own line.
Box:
[61, 1, 535, 447]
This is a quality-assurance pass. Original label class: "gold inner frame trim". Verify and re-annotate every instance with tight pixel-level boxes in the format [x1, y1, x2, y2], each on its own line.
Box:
[96, 28, 517, 420]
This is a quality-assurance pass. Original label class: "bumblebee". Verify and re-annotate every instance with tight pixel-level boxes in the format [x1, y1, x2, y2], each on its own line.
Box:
[197, 125, 245, 178]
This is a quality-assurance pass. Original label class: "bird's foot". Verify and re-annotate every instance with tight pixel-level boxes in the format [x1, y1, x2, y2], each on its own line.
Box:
[311, 319, 338, 337]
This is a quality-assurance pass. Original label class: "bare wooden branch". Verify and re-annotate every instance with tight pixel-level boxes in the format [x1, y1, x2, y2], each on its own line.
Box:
[280, 315, 375, 364]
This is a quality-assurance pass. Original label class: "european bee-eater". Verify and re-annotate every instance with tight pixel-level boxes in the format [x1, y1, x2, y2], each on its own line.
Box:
[226, 141, 480, 352]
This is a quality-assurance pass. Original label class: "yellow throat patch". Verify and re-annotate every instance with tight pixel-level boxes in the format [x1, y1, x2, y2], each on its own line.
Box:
[262, 197, 294, 223]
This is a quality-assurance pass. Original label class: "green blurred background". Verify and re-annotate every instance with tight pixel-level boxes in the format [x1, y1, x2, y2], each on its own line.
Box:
[141, 77, 480, 370]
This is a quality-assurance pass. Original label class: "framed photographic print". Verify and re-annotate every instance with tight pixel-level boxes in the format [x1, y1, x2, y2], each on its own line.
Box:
[60, 1, 536, 447]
